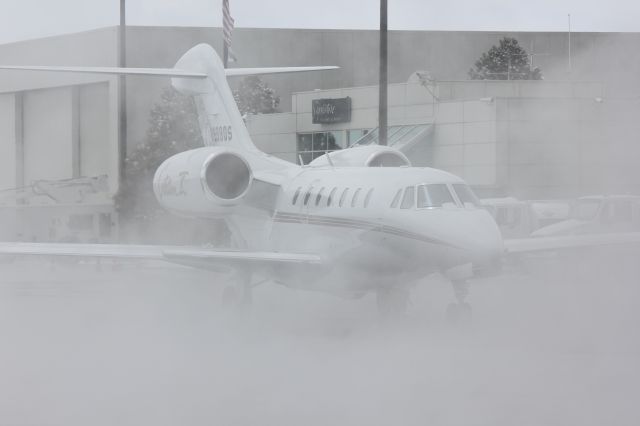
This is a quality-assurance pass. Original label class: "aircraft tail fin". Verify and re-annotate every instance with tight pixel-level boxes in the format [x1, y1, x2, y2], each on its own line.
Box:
[171, 44, 337, 151]
[171, 44, 255, 151]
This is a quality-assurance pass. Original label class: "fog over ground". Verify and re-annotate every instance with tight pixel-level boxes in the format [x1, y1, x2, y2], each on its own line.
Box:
[1, 250, 639, 425]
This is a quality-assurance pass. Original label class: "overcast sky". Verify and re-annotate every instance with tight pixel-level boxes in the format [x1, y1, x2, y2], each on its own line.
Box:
[1, 0, 639, 44]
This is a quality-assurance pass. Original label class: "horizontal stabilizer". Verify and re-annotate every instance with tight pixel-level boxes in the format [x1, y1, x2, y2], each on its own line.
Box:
[225, 66, 338, 76]
[0, 65, 338, 78]
[0, 65, 207, 78]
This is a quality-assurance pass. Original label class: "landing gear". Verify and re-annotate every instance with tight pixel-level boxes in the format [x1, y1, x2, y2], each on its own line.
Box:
[376, 286, 410, 316]
[445, 301, 472, 325]
[445, 279, 472, 325]
[222, 286, 239, 307]
[221, 270, 253, 309]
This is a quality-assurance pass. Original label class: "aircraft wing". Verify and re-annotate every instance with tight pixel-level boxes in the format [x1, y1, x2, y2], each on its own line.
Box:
[0, 242, 322, 272]
[504, 232, 640, 254]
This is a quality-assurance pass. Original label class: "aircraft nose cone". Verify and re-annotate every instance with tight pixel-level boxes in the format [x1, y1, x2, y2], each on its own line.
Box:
[461, 211, 504, 274]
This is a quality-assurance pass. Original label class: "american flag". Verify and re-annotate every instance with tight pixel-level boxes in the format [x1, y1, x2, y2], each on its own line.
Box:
[222, 0, 237, 62]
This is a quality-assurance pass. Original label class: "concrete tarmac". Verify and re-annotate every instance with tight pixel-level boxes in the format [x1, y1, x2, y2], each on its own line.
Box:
[0, 252, 638, 426]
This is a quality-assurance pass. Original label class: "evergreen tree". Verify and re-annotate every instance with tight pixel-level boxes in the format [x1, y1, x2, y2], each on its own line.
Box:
[115, 86, 205, 241]
[233, 76, 280, 116]
[469, 37, 543, 80]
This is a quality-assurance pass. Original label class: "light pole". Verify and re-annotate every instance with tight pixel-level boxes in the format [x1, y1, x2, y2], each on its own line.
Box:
[378, 0, 388, 146]
[567, 13, 572, 75]
[118, 0, 127, 187]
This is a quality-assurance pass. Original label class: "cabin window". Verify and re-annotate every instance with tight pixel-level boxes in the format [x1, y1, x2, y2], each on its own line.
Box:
[339, 188, 350, 207]
[364, 188, 374, 208]
[418, 184, 456, 208]
[315, 187, 325, 206]
[303, 187, 313, 206]
[390, 189, 402, 208]
[400, 186, 414, 209]
[452, 184, 481, 208]
[351, 188, 362, 207]
[292, 187, 302, 205]
[327, 187, 337, 207]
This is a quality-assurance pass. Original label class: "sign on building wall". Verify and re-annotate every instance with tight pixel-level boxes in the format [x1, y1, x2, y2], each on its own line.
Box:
[312, 97, 352, 124]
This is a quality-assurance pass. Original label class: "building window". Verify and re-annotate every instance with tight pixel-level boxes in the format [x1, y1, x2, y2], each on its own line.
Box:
[296, 131, 346, 165]
[346, 129, 370, 147]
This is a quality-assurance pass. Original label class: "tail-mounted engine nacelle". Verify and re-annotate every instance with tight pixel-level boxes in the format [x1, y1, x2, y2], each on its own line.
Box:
[153, 147, 252, 216]
[308, 145, 411, 167]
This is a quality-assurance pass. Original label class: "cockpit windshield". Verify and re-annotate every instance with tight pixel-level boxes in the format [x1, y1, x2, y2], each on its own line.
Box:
[453, 184, 481, 208]
[571, 199, 601, 221]
[417, 184, 456, 208]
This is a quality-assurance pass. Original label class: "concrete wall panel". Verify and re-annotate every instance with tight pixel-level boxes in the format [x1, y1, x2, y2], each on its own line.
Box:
[464, 143, 496, 165]
[432, 145, 464, 166]
[23, 88, 74, 183]
[464, 165, 497, 186]
[388, 85, 405, 106]
[463, 101, 495, 122]
[463, 121, 495, 144]
[405, 84, 434, 105]
[246, 112, 296, 135]
[518, 82, 573, 98]
[483, 82, 519, 98]
[435, 102, 463, 123]
[79, 83, 110, 178]
[404, 104, 435, 120]
[434, 123, 464, 145]
[0, 94, 16, 190]
[344, 87, 378, 109]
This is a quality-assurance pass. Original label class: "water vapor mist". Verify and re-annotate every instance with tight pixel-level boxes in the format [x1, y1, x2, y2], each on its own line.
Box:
[1, 250, 639, 426]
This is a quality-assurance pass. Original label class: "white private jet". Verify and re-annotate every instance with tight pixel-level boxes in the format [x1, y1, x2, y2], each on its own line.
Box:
[7, 43, 636, 319]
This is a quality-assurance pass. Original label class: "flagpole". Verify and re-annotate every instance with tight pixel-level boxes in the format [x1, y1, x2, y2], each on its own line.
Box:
[222, 0, 231, 68]
[118, 0, 127, 185]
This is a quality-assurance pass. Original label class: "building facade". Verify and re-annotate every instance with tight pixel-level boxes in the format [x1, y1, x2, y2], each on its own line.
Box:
[247, 77, 640, 199]
[0, 26, 639, 240]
